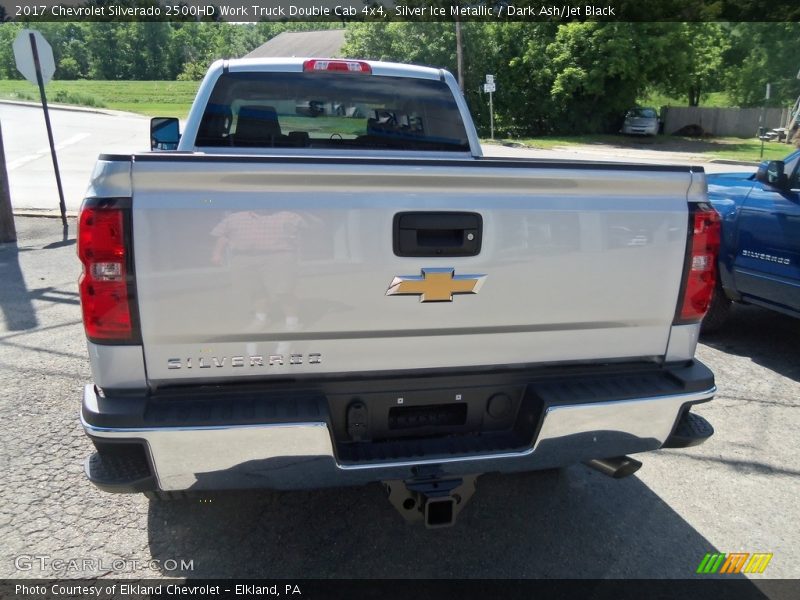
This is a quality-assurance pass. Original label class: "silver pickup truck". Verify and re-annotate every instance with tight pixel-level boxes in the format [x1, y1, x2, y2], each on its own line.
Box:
[78, 58, 718, 527]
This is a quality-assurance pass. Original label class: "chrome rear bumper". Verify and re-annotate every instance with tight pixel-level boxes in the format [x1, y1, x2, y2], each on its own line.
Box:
[82, 383, 715, 492]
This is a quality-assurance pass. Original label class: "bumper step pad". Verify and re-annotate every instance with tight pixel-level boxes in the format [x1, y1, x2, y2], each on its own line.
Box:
[85, 448, 156, 493]
[663, 410, 714, 448]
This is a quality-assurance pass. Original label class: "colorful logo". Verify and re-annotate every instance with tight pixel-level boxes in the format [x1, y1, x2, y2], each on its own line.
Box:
[386, 268, 486, 303]
[697, 552, 773, 574]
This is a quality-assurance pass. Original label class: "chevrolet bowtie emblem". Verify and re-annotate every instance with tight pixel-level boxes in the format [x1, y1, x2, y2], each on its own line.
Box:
[386, 268, 486, 302]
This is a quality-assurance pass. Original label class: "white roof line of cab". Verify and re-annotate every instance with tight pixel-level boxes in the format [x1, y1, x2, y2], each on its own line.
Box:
[225, 57, 443, 81]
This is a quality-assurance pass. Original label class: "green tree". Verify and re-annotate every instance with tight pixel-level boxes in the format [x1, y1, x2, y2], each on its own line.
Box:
[343, 22, 497, 133]
[344, 21, 680, 136]
[723, 23, 800, 107]
[343, 21, 463, 71]
[341, 23, 395, 62]
[60, 37, 91, 80]
[545, 22, 674, 132]
[483, 23, 559, 136]
[657, 23, 729, 106]
[168, 22, 216, 80]
[84, 23, 128, 79]
[0, 23, 23, 79]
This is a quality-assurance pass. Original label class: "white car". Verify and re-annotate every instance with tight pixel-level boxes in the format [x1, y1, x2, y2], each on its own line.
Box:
[622, 107, 659, 135]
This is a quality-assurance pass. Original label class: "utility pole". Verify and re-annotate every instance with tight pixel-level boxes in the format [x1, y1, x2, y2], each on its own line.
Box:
[0, 120, 16, 243]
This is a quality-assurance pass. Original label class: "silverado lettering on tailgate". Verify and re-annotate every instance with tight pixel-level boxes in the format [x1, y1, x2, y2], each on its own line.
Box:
[167, 353, 322, 369]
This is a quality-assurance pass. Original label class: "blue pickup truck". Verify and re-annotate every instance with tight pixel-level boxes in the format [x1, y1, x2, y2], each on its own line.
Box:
[703, 149, 800, 332]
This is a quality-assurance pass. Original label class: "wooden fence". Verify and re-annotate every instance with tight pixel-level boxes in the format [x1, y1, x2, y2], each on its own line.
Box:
[662, 106, 791, 137]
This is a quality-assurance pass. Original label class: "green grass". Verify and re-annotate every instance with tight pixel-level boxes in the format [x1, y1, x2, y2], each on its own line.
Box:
[279, 115, 367, 137]
[0, 80, 199, 118]
[707, 139, 794, 162]
[493, 134, 794, 163]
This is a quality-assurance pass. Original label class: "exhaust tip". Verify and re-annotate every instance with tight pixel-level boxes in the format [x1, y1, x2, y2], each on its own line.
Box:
[584, 456, 642, 479]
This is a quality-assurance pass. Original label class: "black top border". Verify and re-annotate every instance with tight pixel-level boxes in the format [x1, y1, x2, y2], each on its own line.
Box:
[4, 0, 800, 22]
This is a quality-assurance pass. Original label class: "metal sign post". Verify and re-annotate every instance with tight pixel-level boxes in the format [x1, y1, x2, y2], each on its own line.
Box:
[13, 30, 67, 233]
[484, 75, 496, 140]
[760, 83, 771, 159]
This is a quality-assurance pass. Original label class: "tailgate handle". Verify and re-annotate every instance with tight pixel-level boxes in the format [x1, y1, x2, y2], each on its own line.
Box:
[393, 212, 482, 257]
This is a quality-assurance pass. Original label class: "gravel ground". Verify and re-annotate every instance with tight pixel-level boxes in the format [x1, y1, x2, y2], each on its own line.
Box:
[1, 217, 797, 585]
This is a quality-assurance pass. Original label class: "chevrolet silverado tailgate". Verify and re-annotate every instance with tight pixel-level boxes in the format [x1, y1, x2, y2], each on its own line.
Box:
[130, 156, 694, 384]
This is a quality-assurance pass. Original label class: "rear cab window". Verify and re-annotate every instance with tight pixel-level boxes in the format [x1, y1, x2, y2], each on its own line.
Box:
[196, 71, 470, 152]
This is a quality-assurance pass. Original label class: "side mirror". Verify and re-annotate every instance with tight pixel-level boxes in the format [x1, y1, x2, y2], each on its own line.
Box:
[150, 117, 180, 151]
[755, 160, 788, 189]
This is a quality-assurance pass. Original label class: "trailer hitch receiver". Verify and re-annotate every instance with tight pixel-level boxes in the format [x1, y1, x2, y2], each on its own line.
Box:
[384, 474, 479, 528]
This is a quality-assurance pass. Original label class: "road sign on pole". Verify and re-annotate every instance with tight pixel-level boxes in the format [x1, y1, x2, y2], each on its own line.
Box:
[12, 29, 67, 233]
[484, 76, 496, 140]
[13, 30, 55, 85]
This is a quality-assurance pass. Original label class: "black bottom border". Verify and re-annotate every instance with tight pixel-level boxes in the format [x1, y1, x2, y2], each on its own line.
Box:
[2, 579, 799, 600]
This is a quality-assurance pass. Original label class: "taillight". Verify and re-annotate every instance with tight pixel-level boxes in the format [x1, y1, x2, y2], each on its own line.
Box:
[77, 199, 139, 343]
[303, 59, 371, 74]
[675, 203, 721, 324]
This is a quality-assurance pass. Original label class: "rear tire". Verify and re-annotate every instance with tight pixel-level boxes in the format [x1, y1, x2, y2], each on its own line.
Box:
[701, 282, 731, 334]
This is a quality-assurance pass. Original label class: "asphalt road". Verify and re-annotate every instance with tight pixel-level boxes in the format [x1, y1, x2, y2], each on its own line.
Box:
[0, 102, 149, 212]
[0, 102, 758, 215]
[1, 217, 798, 585]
